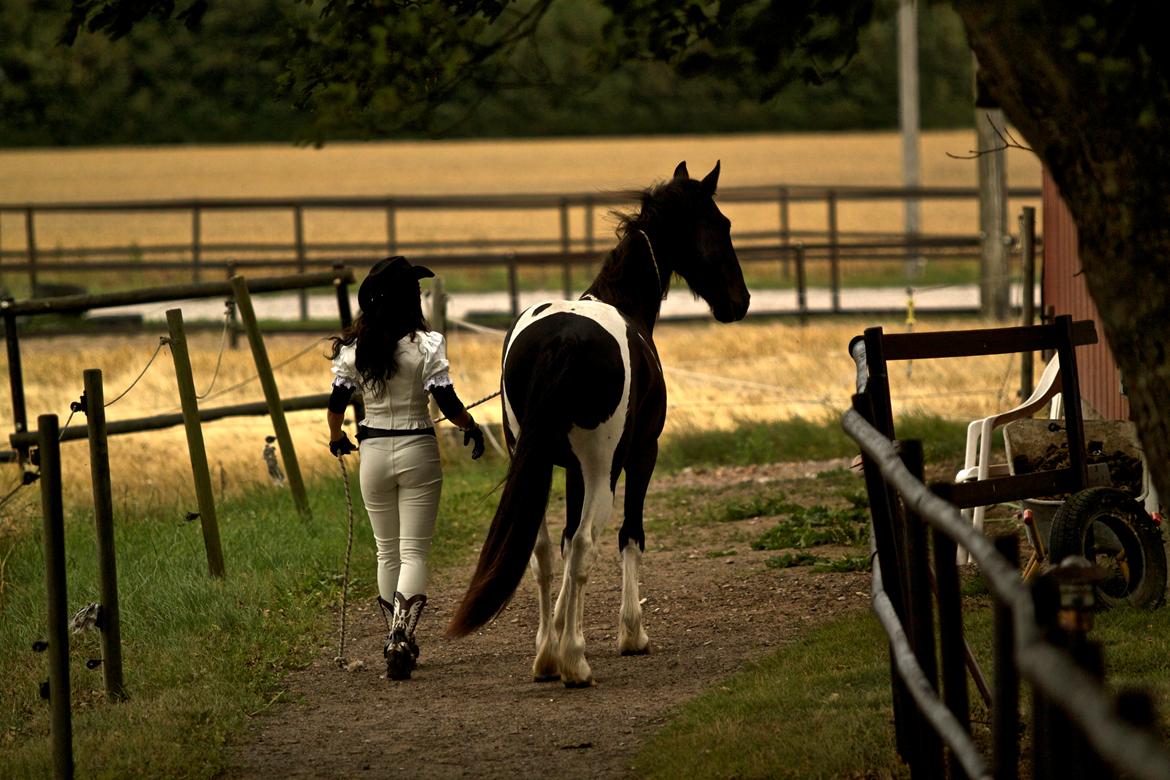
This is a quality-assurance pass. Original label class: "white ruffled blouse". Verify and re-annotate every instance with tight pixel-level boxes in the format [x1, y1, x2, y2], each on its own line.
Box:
[331, 330, 451, 430]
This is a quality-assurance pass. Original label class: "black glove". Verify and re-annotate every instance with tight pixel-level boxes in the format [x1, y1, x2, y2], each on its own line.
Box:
[463, 424, 485, 460]
[329, 432, 357, 457]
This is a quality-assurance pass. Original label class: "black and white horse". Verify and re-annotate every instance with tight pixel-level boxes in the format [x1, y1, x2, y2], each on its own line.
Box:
[447, 161, 749, 687]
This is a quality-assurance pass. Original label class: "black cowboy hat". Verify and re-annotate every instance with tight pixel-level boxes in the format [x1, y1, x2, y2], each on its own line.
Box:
[358, 256, 434, 312]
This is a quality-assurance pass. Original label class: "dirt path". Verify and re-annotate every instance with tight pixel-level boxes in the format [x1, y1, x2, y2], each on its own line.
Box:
[224, 460, 870, 779]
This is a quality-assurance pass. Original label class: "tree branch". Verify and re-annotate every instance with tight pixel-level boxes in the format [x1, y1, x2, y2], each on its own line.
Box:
[946, 113, 1033, 159]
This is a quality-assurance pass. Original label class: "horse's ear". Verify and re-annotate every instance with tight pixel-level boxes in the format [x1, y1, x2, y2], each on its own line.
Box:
[700, 160, 721, 197]
[673, 161, 689, 180]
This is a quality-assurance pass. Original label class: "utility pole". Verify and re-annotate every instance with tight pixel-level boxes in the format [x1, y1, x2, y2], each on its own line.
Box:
[975, 63, 1010, 320]
[898, 0, 921, 279]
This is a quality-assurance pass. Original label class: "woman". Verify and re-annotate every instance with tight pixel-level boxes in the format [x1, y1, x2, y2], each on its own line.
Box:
[327, 256, 484, 681]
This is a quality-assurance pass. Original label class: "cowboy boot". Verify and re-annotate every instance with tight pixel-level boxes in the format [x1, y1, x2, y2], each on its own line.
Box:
[382, 593, 426, 680]
[377, 595, 412, 680]
[402, 593, 427, 661]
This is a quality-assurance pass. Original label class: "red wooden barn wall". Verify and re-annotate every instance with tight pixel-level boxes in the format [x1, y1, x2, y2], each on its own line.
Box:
[1041, 169, 1129, 421]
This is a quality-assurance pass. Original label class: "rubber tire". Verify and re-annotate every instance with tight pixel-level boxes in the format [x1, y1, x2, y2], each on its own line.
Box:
[1048, 487, 1167, 609]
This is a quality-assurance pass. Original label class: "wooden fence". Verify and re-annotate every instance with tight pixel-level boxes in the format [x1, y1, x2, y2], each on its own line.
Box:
[0, 184, 1042, 318]
[3, 271, 355, 463]
[18, 269, 366, 777]
[844, 316, 1170, 779]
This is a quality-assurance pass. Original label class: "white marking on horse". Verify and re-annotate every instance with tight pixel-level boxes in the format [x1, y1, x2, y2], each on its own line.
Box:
[502, 298, 633, 685]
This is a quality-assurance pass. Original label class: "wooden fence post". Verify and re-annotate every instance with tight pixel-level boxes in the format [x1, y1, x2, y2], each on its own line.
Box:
[3, 299, 30, 456]
[1018, 207, 1037, 394]
[166, 309, 226, 577]
[230, 276, 312, 520]
[431, 275, 447, 334]
[385, 201, 398, 255]
[226, 262, 240, 351]
[794, 244, 808, 325]
[38, 413, 74, 780]
[898, 439, 943, 780]
[333, 264, 353, 329]
[827, 191, 841, 313]
[1032, 563, 1108, 780]
[584, 197, 595, 253]
[191, 207, 202, 283]
[83, 369, 127, 701]
[507, 254, 520, 319]
[778, 186, 791, 278]
[25, 207, 39, 293]
[293, 206, 308, 321]
[933, 527, 970, 780]
[993, 534, 1020, 780]
[559, 198, 572, 299]
[851, 391, 915, 764]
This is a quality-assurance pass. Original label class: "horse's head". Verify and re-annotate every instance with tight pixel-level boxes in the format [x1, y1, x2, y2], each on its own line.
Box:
[648, 161, 750, 323]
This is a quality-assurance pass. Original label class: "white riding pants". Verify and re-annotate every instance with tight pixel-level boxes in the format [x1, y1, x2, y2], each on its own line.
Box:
[358, 435, 442, 601]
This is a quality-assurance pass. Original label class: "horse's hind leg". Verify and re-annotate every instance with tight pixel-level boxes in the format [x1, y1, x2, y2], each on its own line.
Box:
[618, 442, 654, 655]
[551, 462, 584, 644]
[556, 434, 616, 687]
[530, 517, 558, 681]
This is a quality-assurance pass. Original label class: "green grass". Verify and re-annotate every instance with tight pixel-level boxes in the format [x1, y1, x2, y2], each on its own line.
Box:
[0, 451, 508, 779]
[12, 414, 1161, 778]
[750, 504, 869, 550]
[655, 414, 968, 473]
[656, 416, 858, 472]
[631, 611, 906, 780]
[632, 586, 1170, 779]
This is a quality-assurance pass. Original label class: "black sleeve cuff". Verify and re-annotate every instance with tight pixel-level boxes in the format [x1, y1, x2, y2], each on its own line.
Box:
[429, 384, 467, 422]
[328, 383, 355, 414]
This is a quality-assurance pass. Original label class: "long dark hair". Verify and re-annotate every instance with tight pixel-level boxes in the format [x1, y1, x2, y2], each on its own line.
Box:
[328, 280, 430, 394]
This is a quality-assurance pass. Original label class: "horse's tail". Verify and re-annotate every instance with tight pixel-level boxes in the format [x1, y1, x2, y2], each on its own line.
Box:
[446, 352, 571, 638]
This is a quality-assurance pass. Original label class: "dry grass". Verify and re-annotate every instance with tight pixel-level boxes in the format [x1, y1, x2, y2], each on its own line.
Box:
[0, 317, 1019, 521]
[0, 132, 1035, 521]
[0, 130, 1041, 264]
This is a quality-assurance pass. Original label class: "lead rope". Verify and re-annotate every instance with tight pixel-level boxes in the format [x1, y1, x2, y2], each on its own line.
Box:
[636, 228, 663, 295]
[334, 454, 358, 670]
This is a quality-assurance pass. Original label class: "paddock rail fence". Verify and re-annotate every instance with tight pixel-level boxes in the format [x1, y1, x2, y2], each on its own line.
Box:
[844, 315, 1170, 780]
[2, 269, 361, 467]
[0, 184, 1042, 322]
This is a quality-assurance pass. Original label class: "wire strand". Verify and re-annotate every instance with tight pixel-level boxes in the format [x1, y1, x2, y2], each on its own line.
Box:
[105, 337, 168, 408]
[0, 477, 27, 512]
[195, 337, 326, 406]
[195, 304, 233, 400]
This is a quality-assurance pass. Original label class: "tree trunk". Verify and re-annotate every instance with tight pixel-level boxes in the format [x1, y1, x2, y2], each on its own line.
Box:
[952, 1, 1170, 507]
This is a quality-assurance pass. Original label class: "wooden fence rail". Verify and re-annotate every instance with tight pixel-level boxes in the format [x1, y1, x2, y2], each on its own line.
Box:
[0, 184, 1041, 310]
[3, 269, 355, 466]
[843, 319, 1170, 780]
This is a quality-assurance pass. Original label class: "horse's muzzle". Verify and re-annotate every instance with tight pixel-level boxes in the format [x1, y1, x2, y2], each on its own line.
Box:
[715, 290, 750, 322]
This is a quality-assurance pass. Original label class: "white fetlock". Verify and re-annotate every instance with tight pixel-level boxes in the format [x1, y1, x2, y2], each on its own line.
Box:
[532, 636, 559, 681]
[559, 643, 593, 688]
[618, 624, 650, 655]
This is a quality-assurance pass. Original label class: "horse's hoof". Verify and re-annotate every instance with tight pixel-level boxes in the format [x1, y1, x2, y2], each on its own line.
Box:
[562, 677, 594, 689]
[620, 645, 650, 656]
[533, 673, 560, 683]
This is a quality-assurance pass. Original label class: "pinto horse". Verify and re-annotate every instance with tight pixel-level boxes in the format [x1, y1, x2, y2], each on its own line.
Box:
[447, 161, 750, 686]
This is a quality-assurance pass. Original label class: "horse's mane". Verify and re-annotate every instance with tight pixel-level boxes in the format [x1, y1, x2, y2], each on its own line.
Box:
[607, 180, 677, 242]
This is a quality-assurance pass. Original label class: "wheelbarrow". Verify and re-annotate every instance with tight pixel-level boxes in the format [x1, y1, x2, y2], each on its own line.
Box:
[1003, 418, 1166, 608]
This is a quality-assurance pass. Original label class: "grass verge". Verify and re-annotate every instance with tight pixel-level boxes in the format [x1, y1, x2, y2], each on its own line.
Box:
[0, 451, 508, 779]
[9, 413, 1165, 777]
[631, 611, 905, 779]
[656, 413, 968, 472]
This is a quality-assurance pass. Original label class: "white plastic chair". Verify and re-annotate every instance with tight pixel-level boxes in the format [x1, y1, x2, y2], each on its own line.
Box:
[954, 355, 1063, 564]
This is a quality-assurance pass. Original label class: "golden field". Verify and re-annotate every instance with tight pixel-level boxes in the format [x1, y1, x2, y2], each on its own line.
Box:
[0, 132, 1035, 518]
[0, 317, 1018, 519]
[0, 130, 1041, 269]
